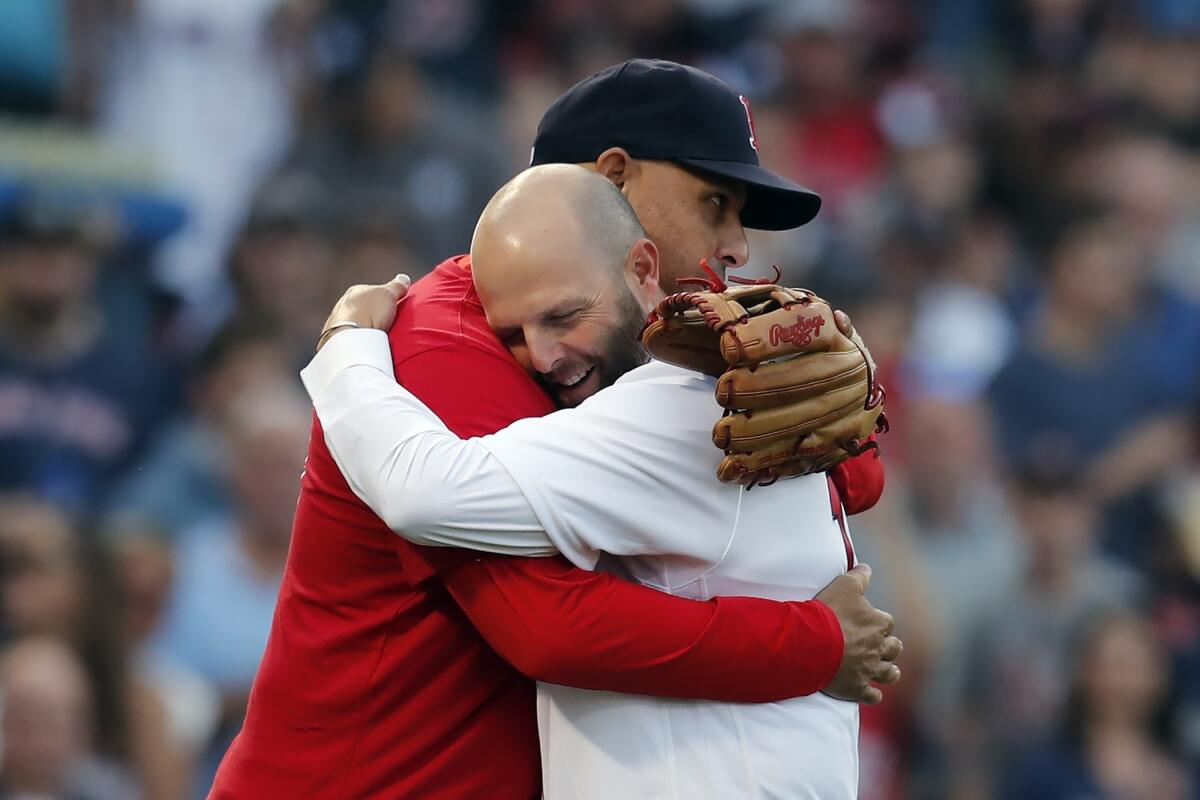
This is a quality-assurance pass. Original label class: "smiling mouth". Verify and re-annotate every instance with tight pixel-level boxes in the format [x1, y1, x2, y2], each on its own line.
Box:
[555, 365, 594, 389]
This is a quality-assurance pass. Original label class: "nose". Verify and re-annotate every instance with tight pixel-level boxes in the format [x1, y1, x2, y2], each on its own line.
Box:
[524, 327, 563, 376]
[715, 224, 750, 269]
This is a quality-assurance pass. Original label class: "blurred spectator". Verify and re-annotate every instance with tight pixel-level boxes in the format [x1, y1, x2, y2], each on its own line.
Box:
[952, 462, 1145, 792]
[993, 0, 1108, 72]
[287, 47, 510, 269]
[106, 517, 218, 798]
[1002, 612, 1195, 800]
[0, 636, 136, 800]
[1158, 473, 1200, 767]
[148, 385, 310, 788]
[880, 397, 1023, 755]
[226, 170, 339, 363]
[105, 319, 295, 537]
[0, 189, 172, 513]
[100, 0, 301, 306]
[315, 0, 533, 101]
[0, 496, 191, 800]
[0, 495, 85, 642]
[1085, 133, 1200, 305]
[335, 215, 419, 288]
[990, 215, 1198, 564]
[871, 80, 980, 259]
[769, 0, 884, 217]
[897, 395, 1021, 637]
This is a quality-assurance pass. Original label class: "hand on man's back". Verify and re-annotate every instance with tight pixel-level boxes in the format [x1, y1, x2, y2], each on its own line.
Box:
[816, 564, 904, 705]
[316, 274, 411, 350]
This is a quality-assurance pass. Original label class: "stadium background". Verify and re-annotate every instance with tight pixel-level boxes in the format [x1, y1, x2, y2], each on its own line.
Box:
[0, 0, 1198, 797]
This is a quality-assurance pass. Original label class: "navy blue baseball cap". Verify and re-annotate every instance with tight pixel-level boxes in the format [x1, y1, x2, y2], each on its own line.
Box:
[531, 59, 821, 231]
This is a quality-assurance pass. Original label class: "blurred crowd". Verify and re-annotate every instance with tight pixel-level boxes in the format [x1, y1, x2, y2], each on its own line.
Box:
[0, 0, 1197, 798]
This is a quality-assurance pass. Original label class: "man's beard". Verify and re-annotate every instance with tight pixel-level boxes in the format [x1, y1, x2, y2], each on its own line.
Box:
[593, 284, 651, 389]
[543, 285, 649, 408]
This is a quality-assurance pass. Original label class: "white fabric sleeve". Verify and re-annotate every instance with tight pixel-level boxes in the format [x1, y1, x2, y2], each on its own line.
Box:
[299, 329, 558, 557]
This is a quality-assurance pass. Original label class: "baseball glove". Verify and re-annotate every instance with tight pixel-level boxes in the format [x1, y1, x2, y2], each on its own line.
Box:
[641, 268, 887, 487]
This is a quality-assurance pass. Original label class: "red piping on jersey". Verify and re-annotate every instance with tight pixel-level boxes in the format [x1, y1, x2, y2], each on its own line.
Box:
[827, 476, 855, 570]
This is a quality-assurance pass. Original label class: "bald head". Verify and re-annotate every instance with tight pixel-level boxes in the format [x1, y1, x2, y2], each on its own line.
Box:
[469, 164, 663, 407]
[472, 164, 645, 277]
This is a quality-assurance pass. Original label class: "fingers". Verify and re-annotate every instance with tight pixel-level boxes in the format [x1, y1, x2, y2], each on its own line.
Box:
[846, 562, 872, 592]
[382, 273, 411, 300]
[872, 662, 902, 686]
[880, 635, 903, 663]
[833, 309, 856, 338]
[860, 685, 884, 705]
[880, 611, 895, 638]
[823, 679, 885, 705]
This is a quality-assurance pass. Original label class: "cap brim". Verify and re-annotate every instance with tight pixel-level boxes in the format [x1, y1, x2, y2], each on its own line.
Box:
[676, 158, 822, 231]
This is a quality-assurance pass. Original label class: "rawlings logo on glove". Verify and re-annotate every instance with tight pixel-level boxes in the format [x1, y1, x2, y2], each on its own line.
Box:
[769, 313, 825, 347]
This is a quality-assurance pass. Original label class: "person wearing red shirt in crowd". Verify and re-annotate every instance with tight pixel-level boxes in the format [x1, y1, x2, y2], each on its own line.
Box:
[211, 59, 895, 800]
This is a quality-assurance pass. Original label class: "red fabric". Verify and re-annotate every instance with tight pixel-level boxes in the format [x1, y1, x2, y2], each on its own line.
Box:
[210, 257, 847, 800]
[831, 436, 886, 516]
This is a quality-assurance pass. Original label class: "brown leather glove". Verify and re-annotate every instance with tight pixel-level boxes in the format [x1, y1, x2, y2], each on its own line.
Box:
[641, 280, 887, 486]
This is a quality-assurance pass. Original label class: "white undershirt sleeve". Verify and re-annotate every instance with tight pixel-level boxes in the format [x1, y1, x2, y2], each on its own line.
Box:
[302, 332, 725, 571]
[300, 329, 558, 557]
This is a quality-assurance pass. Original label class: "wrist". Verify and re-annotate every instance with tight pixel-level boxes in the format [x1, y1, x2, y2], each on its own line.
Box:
[806, 599, 846, 691]
[316, 321, 362, 352]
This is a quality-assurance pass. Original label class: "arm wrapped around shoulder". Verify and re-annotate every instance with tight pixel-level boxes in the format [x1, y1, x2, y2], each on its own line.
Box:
[641, 276, 888, 487]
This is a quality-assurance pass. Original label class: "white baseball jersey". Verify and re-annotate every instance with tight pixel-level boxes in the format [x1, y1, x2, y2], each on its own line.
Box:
[301, 329, 860, 800]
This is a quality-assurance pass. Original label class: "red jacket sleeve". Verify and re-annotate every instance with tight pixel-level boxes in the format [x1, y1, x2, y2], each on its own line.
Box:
[441, 555, 843, 701]
[399, 343, 845, 698]
[830, 436, 885, 515]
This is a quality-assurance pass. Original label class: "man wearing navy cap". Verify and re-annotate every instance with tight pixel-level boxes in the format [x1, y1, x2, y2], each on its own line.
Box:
[530, 59, 819, 292]
[212, 60, 893, 799]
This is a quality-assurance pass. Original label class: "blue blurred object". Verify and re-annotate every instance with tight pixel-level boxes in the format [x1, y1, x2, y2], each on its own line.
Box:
[1140, 0, 1200, 32]
[0, 0, 65, 105]
[0, 175, 20, 217]
[112, 188, 189, 247]
[0, 176, 188, 248]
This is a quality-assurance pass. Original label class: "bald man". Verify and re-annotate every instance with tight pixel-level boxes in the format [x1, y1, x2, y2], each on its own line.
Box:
[303, 165, 897, 799]
[213, 69, 892, 800]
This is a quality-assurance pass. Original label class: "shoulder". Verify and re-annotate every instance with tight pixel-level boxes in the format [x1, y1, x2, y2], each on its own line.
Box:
[504, 363, 721, 474]
[389, 256, 514, 366]
[583, 362, 717, 424]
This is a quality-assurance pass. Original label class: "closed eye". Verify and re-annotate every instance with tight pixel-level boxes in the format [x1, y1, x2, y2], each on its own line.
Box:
[545, 307, 584, 327]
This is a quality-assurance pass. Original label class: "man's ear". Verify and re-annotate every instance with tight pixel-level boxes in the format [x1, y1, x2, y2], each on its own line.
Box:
[594, 148, 637, 191]
[625, 238, 663, 306]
